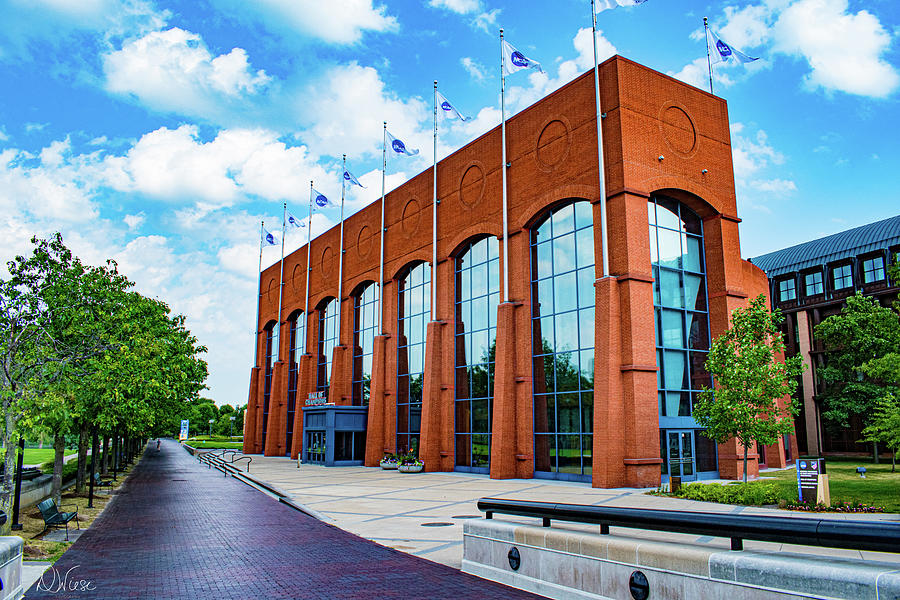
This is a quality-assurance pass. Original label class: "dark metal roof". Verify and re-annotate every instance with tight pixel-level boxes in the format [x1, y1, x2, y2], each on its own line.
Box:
[751, 215, 900, 278]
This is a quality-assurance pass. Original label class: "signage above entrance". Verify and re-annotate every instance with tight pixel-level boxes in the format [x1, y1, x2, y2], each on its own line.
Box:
[306, 391, 328, 406]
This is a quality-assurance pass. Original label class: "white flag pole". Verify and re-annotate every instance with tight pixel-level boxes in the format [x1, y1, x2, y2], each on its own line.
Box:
[338, 154, 346, 345]
[277, 203, 287, 359]
[704, 17, 714, 94]
[432, 80, 438, 321]
[379, 121, 387, 334]
[591, 0, 610, 278]
[305, 183, 313, 349]
[500, 28, 510, 303]
[255, 220, 264, 367]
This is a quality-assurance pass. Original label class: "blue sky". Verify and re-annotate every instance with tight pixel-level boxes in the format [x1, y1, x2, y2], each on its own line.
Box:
[1, 0, 897, 407]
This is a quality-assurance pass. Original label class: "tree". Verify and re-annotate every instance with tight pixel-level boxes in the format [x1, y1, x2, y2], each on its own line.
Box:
[692, 295, 804, 482]
[815, 292, 900, 460]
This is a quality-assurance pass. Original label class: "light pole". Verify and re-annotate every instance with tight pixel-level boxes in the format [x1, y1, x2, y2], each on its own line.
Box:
[229, 416, 235, 438]
[208, 419, 214, 438]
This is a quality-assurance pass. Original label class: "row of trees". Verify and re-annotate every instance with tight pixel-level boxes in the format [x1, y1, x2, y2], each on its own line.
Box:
[170, 398, 245, 438]
[0, 234, 208, 517]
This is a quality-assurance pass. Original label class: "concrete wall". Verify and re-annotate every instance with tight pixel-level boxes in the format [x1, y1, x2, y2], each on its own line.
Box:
[0, 536, 23, 600]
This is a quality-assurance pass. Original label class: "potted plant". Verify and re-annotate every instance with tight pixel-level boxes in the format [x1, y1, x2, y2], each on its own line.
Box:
[398, 452, 424, 473]
[379, 453, 399, 470]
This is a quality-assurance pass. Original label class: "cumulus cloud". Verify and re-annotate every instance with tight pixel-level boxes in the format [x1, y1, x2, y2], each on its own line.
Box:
[103, 28, 271, 118]
[461, 57, 487, 81]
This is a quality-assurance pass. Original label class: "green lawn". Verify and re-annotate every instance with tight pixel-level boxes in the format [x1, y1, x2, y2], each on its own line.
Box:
[0, 448, 77, 465]
[186, 441, 244, 449]
[766, 460, 900, 512]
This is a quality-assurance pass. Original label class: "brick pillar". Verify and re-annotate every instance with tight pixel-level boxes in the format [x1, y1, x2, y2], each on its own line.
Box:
[243, 366, 260, 454]
[490, 302, 519, 479]
[253, 367, 266, 454]
[365, 335, 390, 466]
[593, 276, 624, 487]
[420, 321, 445, 472]
[329, 345, 351, 405]
[290, 353, 315, 459]
[796, 310, 820, 455]
[264, 360, 288, 456]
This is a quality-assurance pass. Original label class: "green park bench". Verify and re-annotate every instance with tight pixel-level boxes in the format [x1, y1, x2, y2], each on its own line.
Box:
[93, 472, 114, 494]
[36, 498, 80, 541]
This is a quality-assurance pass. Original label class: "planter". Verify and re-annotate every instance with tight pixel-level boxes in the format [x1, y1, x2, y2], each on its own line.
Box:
[380, 460, 399, 470]
[398, 464, 424, 473]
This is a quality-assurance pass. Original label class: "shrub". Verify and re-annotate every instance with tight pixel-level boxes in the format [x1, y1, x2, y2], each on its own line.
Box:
[674, 481, 780, 506]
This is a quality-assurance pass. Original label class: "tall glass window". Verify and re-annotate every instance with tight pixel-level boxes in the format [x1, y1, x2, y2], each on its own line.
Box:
[531, 201, 595, 481]
[262, 322, 276, 447]
[397, 263, 430, 456]
[455, 237, 500, 472]
[317, 299, 339, 396]
[804, 271, 824, 296]
[353, 284, 378, 406]
[286, 312, 304, 454]
[832, 264, 853, 290]
[862, 257, 885, 283]
[649, 196, 715, 480]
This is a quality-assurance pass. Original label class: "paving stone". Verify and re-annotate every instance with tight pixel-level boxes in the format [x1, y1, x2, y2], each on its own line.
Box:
[24, 439, 546, 599]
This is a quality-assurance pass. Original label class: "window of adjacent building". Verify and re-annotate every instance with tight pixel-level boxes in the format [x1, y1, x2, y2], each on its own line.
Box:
[286, 312, 304, 454]
[778, 278, 796, 302]
[455, 237, 500, 472]
[317, 299, 339, 395]
[397, 263, 430, 457]
[804, 271, 824, 297]
[862, 256, 885, 284]
[352, 284, 378, 406]
[531, 201, 595, 481]
[832, 264, 853, 290]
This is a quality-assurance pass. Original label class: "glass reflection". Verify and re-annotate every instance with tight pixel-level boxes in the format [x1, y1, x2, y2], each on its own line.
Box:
[398, 263, 430, 456]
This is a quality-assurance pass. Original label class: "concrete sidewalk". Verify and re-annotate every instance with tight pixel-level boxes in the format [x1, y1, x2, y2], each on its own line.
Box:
[244, 455, 900, 570]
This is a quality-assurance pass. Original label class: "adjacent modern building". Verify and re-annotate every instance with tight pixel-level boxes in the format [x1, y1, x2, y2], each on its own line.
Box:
[752, 215, 900, 456]
[243, 56, 789, 488]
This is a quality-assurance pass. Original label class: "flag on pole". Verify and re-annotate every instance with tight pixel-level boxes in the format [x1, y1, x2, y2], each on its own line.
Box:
[502, 39, 543, 76]
[386, 130, 419, 156]
[436, 90, 470, 121]
[343, 168, 365, 188]
[287, 211, 305, 228]
[708, 28, 759, 64]
[595, 0, 648, 11]
[312, 188, 332, 207]
[263, 228, 278, 245]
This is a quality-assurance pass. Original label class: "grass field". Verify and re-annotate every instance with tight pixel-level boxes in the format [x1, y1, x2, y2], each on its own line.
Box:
[186, 441, 244, 449]
[0, 448, 77, 466]
[765, 459, 900, 512]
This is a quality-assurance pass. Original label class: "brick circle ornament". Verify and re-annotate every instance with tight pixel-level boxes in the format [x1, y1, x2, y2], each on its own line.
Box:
[401, 198, 421, 238]
[535, 119, 570, 169]
[291, 263, 305, 293]
[459, 163, 485, 209]
[357, 224, 373, 259]
[266, 277, 277, 304]
[320, 246, 334, 276]
[660, 103, 697, 156]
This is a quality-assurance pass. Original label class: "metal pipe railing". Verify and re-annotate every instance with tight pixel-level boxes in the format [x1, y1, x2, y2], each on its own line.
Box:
[477, 497, 900, 552]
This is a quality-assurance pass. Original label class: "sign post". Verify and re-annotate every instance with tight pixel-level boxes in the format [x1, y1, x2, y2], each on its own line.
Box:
[179, 420, 190, 441]
[797, 457, 830, 505]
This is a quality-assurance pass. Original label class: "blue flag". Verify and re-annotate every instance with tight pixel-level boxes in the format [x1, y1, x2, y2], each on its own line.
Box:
[312, 188, 331, 207]
[263, 228, 278, 246]
[708, 28, 759, 64]
[343, 168, 365, 188]
[502, 39, 543, 76]
[386, 130, 419, 156]
[287, 211, 305, 228]
[436, 90, 470, 121]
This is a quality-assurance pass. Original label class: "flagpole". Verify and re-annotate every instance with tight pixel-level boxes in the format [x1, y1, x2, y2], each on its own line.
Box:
[379, 121, 387, 334]
[338, 154, 346, 344]
[591, 0, 610, 278]
[500, 28, 510, 303]
[432, 80, 438, 321]
[276, 202, 287, 359]
[305, 182, 313, 349]
[255, 220, 264, 367]
[704, 17, 714, 94]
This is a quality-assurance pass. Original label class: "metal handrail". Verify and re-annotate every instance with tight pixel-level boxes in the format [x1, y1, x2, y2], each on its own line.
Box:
[477, 497, 900, 552]
[230, 456, 252, 472]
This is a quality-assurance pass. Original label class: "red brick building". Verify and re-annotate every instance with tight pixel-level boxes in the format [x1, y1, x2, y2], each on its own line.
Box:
[243, 56, 791, 488]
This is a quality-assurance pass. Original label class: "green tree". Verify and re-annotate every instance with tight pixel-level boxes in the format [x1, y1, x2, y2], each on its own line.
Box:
[693, 295, 804, 482]
[815, 292, 900, 460]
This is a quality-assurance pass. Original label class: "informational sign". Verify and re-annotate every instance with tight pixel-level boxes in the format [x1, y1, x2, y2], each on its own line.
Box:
[306, 391, 328, 406]
[797, 457, 829, 505]
[179, 419, 190, 441]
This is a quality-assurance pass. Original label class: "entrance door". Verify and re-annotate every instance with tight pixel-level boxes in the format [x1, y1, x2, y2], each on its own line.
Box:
[667, 430, 697, 482]
[306, 431, 325, 464]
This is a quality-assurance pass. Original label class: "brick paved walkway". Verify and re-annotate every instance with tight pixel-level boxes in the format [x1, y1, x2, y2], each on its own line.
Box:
[25, 439, 545, 599]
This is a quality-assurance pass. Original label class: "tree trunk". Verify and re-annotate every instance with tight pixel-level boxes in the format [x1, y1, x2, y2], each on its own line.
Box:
[892, 450, 896, 473]
[101, 434, 109, 476]
[743, 444, 749, 484]
[2, 412, 19, 519]
[874, 441, 880, 464]
[52, 433, 65, 506]
[76, 422, 89, 494]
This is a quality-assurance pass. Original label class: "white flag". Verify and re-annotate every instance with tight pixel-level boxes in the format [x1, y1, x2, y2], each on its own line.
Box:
[263, 228, 278, 246]
[595, 0, 648, 12]
[287, 211, 305, 228]
[436, 90, 470, 121]
[708, 28, 759, 64]
[502, 39, 543, 76]
[386, 130, 419, 156]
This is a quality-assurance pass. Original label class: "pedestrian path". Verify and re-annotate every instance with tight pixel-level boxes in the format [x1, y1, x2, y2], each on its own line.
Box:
[24, 439, 545, 599]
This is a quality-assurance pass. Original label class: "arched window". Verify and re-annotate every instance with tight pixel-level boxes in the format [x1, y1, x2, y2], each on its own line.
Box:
[454, 237, 500, 472]
[531, 201, 595, 481]
[262, 321, 278, 448]
[352, 284, 378, 405]
[286, 311, 305, 454]
[317, 299, 339, 396]
[397, 262, 430, 456]
[649, 195, 716, 481]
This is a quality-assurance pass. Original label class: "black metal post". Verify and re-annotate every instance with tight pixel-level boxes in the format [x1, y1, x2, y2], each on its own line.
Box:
[88, 429, 98, 508]
[112, 431, 118, 480]
[11, 438, 25, 530]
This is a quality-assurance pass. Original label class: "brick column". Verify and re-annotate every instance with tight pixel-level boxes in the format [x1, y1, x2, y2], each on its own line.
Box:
[593, 276, 623, 487]
[290, 353, 315, 459]
[420, 320, 446, 471]
[264, 360, 288, 456]
[243, 366, 260, 454]
[329, 345, 351, 405]
[490, 302, 520, 479]
[795, 309, 820, 455]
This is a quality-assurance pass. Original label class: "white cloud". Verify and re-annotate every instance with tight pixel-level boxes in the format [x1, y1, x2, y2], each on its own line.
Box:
[461, 57, 487, 81]
[103, 28, 270, 118]
[428, 0, 498, 33]
[773, 0, 899, 98]
[124, 212, 145, 229]
[750, 178, 797, 194]
[730, 122, 784, 179]
[429, 0, 479, 12]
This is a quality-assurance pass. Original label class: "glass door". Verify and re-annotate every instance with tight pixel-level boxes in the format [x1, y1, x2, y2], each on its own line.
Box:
[306, 431, 325, 464]
[667, 430, 697, 482]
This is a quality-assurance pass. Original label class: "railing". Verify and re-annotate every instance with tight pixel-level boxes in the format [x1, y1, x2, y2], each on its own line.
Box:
[230, 456, 252, 472]
[477, 497, 900, 552]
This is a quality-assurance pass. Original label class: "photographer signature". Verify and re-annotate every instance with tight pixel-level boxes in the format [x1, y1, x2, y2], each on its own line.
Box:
[36, 565, 96, 594]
